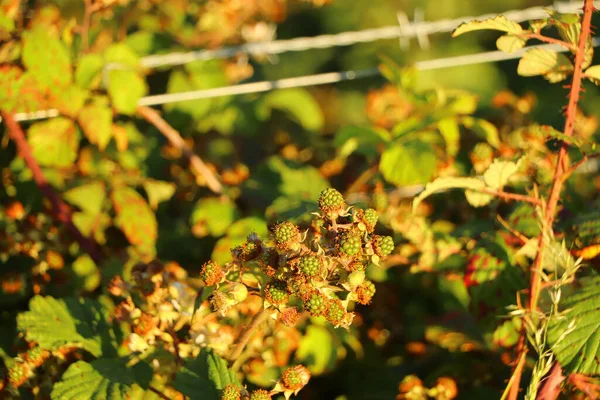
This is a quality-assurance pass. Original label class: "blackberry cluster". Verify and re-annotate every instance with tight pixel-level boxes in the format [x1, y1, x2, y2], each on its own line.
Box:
[355, 280, 376, 305]
[327, 299, 346, 326]
[273, 221, 300, 249]
[297, 255, 321, 277]
[339, 234, 362, 256]
[220, 384, 241, 400]
[304, 291, 327, 316]
[374, 235, 395, 256]
[318, 187, 346, 216]
[363, 208, 379, 229]
[265, 280, 290, 306]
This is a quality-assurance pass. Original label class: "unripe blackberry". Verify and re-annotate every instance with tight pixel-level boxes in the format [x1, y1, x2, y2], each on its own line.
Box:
[8, 362, 29, 388]
[281, 365, 311, 391]
[318, 188, 346, 217]
[249, 389, 271, 400]
[304, 291, 327, 316]
[339, 234, 362, 257]
[355, 280, 376, 305]
[287, 275, 312, 301]
[363, 208, 378, 228]
[273, 221, 300, 250]
[374, 235, 394, 257]
[24, 346, 49, 368]
[200, 261, 223, 286]
[265, 280, 290, 306]
[231, 240, 261, 261]
[347, 270, 365, 288]
[220, 384, 241, 400]
[297, 255, 321, 277]
[326, 298, 346, 326]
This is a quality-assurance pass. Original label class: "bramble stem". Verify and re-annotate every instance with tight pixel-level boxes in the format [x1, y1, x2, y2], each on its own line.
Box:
[228, 307, 269, 368]
[518, 33, 577, 52]
[1, 112, 104, 264]
[137, 106, 223, 194]
[478, 187, 542, 206]
[508, 1, 596, 399]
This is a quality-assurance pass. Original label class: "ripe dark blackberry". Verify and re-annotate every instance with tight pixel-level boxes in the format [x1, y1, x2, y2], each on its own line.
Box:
[339, 234, 362, 257]
[355, 280, 376, 305]
[374, 235, 394, 256]
[199, 261, 223, 286]
[304, 291, 327, 316]
[326, 298, 346, 326]
[265, 280, 290, 306]
[249, 389, 272, 400]
[318, 188, 346, 216]
[220, 384, 241, 400]
[297, 255, 321, 277]
[273, 221, 300, 249]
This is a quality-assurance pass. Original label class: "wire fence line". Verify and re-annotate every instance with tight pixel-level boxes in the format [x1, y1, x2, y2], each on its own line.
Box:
[137, 0, 597, 69]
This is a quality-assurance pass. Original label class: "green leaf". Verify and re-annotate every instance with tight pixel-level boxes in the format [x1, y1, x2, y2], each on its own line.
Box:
[517, 48, 573, 83]
[334, 126, 389, 158]
[51, 359, 152, 400]
[412, 176, 491, 212]
[73, 212, 110, 245]
[50, 85, 89, 118]
[461, 117, 500, 148]
[78, 103, 113, 150]
[28, 118, 79, 167]
[174, 348, 240, 400]
[64, 181, 106, 215]
[108, 70, 147, 115]
[17, 296, 114, 357]
[22, 28, 72, 88]
[0, 66, 45, 113]
[585, 65, 600, 85]
[256, 88, 324, 131]
[296, 325, 336, 375]
[496, 34, 526, 53]
[547, 276, 600, 375]
[104, 43, 139, 67]
[143, 180, 176, 209]
[380, 140, 436, 186]
[452, 16, 523, 37]
[76, 54, 104, 89]
[111, 187, 158, 255]
[482, 158, 521, 189]
[71, 255, 100, 292]
[190, 197, 238, 238]
[438, 118, 460, 156]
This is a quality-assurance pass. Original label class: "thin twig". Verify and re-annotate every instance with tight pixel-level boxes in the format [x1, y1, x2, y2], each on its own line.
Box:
[478, 187, 542, 206]
[229, 307, 268, 368]
[1, 112, 103, 264]
[149, 385, 171, 400]
[136, 106, 223, 194]
[518, 33, 577, 51]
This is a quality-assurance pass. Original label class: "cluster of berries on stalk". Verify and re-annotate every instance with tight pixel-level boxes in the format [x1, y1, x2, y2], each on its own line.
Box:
[201, 188, 395, 329]
[220, 365, 311, 400]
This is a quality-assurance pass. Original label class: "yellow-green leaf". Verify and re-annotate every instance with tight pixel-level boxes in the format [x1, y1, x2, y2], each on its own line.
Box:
[108, 70, 147, 115]
[78, 103, 113, 151]
[585, 65, 600, 85]
[111, 187, 157, 255]
[27, 118, 79, 168]
[517, 48, 573, 83]
[143, 179, 176, 209]
[22, 28, 72, 88]
[453, 15, 523, 37]
[496, 34, 526, 53]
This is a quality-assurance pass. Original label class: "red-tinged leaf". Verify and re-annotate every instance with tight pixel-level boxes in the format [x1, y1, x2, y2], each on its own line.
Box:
[111, 186, 157, 255]
[27, 118, 79, 168]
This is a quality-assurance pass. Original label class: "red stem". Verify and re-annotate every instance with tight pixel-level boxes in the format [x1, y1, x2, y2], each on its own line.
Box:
[1, 112, 103, 264]
[509, 2, 596, 399]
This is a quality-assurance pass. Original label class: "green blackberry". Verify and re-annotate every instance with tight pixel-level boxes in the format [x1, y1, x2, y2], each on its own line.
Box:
[281, 365, 310, 390]
[375, 235, 394, 257]
[265, 280, 290, 305]
[363, 208, 378, 228]
[326, 299, 346, 326]
[297, 255, 321, 277]
[25, 346, 48, 367]
[355, 280, 376, 305]
[249, 389, 271, 400]
[8, 362, 29, 388]
[220, 384, 241, 400]
[318, 188, 346, 216]
[304, 291, 327, 316]
[273, 221, 300, 249]
[339, 234, 362, 257]
[199, 261, 223, 286]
